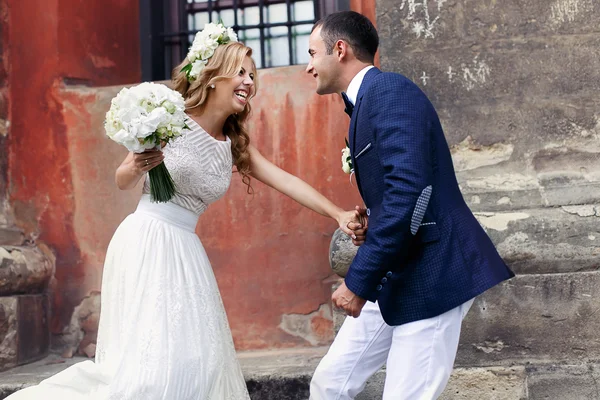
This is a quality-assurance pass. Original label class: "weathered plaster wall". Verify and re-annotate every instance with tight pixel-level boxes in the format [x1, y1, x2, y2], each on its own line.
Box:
[377, 0, 600, 372]
[58, 65, 363, 350]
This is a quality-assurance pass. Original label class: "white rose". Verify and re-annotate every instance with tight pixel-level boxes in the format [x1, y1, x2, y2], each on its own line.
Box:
[190, 59, 207, 78]
[198, 45, 215, 60]
[205, 36, 219, 50]
[113, 87, 139, 110]
[111, 128, 145, 152]
[134, 107, 169, 138]
[341, 147, 352, 174]
[226, 27, 238, 42]
[162, 101, 176, 114]
[202, 23, 224, 39]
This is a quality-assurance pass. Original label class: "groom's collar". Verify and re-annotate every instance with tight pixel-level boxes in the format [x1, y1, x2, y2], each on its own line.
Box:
[344, 65, 375, 106]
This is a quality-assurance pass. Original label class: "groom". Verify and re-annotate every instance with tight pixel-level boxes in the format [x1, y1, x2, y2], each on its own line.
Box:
[306, 11, 514, 399]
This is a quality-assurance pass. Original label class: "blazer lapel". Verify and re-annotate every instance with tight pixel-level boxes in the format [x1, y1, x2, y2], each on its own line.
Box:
[349, 67, 381, 156]
[348, 67, 381, 197]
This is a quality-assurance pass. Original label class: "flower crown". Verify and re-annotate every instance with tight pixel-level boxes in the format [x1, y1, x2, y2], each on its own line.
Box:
[181, 22, 238, 82]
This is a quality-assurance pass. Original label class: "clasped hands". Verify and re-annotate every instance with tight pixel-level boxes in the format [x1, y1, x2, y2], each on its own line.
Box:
[335, 206, 369, 318]
[337, 206, 369, 246]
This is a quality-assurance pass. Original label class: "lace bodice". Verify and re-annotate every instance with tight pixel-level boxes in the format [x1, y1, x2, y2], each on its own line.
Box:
[143, 118, 233, 216]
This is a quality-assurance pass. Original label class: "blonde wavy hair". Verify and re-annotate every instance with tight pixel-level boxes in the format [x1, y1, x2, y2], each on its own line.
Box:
[172, 41, 257, 193]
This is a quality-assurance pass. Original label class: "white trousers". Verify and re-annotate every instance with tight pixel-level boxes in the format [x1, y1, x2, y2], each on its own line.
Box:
[310, 299, 474, 400]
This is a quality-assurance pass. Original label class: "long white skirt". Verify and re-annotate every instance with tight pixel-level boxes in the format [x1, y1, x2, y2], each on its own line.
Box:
[8, 195, 250, 400]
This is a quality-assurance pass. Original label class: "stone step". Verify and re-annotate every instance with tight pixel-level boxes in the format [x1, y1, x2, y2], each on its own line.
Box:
[0, 228, 23, 247]
[0, 349, 596, 399]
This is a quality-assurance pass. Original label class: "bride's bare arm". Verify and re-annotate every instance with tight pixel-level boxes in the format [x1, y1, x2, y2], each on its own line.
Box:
[115, 150, 164, 190]
[248, 144, 363, 238]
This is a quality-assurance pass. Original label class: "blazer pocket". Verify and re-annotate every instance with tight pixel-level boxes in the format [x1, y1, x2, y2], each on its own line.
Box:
[415, 222, 440, 243]
[354, 143, 372, 159]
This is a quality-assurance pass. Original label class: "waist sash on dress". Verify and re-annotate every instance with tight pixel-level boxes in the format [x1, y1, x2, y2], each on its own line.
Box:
[135, 194, 198, 232]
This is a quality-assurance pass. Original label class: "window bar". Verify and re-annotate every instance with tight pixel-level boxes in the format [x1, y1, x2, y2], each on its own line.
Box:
[178, 0, 188, 65]
[258, 0, 267, 68]
[158, 19, 317, 38]
[208, 0, 214, 23]
[285, 0, 293, 65]
[233, 0, 239, 31]
[313, 0, 321, 21]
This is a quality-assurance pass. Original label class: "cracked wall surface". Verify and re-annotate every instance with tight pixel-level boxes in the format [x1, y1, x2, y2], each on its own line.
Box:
[375, 0, 600, 388]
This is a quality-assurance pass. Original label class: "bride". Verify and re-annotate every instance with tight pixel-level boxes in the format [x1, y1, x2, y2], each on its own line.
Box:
[7, 24, 364, 400]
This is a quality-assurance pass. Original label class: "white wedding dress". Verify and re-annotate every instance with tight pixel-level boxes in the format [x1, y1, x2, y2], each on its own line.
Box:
[8, 118, 251, 400]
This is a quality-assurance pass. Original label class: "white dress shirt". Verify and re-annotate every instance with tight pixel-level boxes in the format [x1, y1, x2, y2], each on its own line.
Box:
[345, 65, 375, 105]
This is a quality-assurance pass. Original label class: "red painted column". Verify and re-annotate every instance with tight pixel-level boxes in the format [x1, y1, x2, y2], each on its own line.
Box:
[351, 0, 380, 67]
[0, 0, 9, 208]
[7, 0, 140, 337]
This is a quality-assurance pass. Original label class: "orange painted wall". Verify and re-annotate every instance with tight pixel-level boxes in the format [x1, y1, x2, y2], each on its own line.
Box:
[199, 67, 363, 348]
[7, 0, 376, 349]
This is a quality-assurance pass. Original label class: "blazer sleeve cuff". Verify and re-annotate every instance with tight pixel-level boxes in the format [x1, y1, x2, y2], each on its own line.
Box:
[344, 268, 379, 303]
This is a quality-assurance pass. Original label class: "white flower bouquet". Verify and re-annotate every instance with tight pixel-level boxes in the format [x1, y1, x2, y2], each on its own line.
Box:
[182, 22, 238, 81]
[104, 82, 189, 203]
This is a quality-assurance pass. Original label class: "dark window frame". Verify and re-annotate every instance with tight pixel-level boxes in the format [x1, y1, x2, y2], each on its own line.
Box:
[139, 0, 350, 81]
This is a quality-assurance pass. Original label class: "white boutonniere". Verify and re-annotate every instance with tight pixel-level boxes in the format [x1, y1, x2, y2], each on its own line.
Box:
[341, 138, 353, 174]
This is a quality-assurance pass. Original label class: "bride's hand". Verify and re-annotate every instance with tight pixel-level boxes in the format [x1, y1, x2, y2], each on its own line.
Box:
[132, 150, 164, 174]
[337, 209, 368, 245]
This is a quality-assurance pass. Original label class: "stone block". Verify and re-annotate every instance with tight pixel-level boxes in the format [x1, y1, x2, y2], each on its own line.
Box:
[441, 367, 527, 400]
[527, 364, 600, 400]
[475, 207, 600, 274]
[0, 298, 17, 371]
[0, 295, 49, 372]
[0, 246, 53, 295]
[0, 228, 23, 247]
[55, 291, 100, 357]
[452, 133, 600, 212]
[458, 272, 600, 366]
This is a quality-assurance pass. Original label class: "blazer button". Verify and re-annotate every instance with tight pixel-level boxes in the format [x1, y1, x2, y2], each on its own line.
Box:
[376, 284, 383, 291]
[386, 271, 392, 278]
[366, 208, 371, 216]
[381, 277, 388, 284]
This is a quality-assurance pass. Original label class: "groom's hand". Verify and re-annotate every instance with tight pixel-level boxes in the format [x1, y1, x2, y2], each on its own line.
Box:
[332, 282, 367, 318]
[351, 206, 369, 246]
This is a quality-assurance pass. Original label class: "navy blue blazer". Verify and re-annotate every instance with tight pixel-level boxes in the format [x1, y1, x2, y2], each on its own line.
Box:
[344, 67, 514, 326]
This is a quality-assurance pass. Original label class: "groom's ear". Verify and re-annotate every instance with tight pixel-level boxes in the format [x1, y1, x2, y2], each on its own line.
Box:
[335, 40, 357, 64]
[335, 39, 350, 61]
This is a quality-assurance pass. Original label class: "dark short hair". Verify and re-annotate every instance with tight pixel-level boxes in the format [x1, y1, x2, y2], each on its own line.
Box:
[312, 11, 379, 63]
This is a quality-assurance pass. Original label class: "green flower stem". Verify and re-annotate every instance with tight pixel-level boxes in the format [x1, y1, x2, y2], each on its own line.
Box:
[148, 162, 176, 203]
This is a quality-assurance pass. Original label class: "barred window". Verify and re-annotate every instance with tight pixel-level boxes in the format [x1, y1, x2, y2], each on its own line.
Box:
[140, 0, 350, 81]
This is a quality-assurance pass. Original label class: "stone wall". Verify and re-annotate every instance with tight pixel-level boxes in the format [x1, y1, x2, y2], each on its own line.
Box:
[360, 0, 600, 393]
